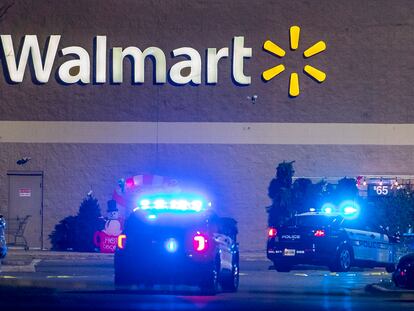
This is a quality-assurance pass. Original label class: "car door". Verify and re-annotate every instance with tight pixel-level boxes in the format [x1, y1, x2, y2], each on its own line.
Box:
[375, 232, 394, 264]
[343, 219, 377, 261]
[214, 233, 233, 270]
[344, 228, 374, 261]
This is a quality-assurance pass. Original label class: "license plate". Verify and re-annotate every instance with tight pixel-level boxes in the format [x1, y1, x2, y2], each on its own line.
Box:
[283, 249, 296, 256]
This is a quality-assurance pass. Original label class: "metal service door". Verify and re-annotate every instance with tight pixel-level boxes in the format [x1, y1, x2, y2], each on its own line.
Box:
[8, 172, 43, 249]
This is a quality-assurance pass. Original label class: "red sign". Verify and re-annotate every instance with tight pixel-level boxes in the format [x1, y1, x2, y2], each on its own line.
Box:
[93, 231, 117, 253]
[19, 188, 31, 197]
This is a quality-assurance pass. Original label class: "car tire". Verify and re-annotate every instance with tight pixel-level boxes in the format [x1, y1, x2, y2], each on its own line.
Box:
[200, 260, 220, 295]
[330, 246, 352, 272]
[221, 263, 239, 292]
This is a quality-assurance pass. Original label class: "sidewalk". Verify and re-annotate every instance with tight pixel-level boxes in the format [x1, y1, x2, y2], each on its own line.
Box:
[2, 248, 266, 263]
[1, 248, 266, 273]
[3, 248, 114, 262]
[0, 249, 114, 272]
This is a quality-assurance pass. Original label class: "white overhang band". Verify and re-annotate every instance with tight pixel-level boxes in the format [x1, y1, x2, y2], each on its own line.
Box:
[0, 121, 414, 145]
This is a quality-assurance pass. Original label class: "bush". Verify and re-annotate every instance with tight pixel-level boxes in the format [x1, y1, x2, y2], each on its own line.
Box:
[292, 179, 327, 214]
[267, 161, 295, 226]
[49, 194, 105, 252]
[367, 189, 414, 234]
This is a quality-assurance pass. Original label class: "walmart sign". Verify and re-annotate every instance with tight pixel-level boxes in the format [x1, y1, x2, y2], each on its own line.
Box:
[0, 26, 326, 96]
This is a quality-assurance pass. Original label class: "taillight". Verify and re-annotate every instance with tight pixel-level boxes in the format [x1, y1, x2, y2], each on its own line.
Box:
[268, 228, 277, 238]
[118, 234, 127, 249]
[314, 230, 325, 237]
[193, 234, 208, 252]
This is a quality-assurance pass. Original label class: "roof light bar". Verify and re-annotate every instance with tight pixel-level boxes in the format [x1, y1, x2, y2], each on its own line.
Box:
[134, 197, 208, 213]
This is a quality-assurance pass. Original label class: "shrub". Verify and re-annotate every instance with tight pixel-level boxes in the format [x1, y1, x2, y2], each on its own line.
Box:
[49, 194, 104, 251]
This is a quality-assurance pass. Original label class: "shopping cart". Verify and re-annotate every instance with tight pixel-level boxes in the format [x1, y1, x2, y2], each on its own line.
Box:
[6, 215, 31, 251]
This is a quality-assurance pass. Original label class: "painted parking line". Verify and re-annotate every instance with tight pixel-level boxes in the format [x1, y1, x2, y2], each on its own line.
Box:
[294, 273, 309, 277]
[46, 275, 73, 279]
[325, 273, 340, 277]
[362, 272, 387, 276]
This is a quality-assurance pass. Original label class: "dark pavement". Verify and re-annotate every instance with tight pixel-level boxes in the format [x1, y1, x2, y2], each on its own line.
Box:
[1, 260, 413, 310]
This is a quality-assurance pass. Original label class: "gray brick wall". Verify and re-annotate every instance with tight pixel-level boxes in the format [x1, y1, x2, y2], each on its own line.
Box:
[0, 1, 414, 251]
[1, 144, 414, 251]
[0, 0, 413, 123]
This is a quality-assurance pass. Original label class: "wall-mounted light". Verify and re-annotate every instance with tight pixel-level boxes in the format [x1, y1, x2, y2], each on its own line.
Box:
[247, 94, 258, 104]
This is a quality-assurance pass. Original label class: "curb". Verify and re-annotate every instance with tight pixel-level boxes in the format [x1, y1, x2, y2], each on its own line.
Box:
[5, 249, 267, 262]
[365, 283, 414, 296]
[5, 250, 114, 260]
[0, 259, 41, 273]
[0, 277, 112, 290]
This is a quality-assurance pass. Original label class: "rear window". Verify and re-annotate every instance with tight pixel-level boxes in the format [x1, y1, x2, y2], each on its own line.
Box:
[285, 215, 339, 227]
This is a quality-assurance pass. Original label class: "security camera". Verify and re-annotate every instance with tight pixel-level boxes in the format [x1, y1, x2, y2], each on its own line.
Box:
[247, 94, 258, 104]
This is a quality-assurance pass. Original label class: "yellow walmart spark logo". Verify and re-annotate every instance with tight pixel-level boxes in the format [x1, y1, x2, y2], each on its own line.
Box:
[262, 26, 326, 97]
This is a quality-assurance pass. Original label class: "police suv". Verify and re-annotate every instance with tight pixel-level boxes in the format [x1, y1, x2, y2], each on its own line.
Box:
[267, 212, 400, 272]
[114, 194, 239, 294]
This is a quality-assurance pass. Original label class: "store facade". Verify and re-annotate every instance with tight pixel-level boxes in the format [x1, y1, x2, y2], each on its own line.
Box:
[1, 0, 414, 251]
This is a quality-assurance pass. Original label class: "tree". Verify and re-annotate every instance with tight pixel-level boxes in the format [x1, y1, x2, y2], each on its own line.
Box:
[49, 194, 104, 251]
[368, 189, 414, 235]
[49, 216, 74, 251]
[336, 177, 358, 201]
[267, 161, 295, 226]
[291, 178, 313, 213]
[291, 179, 327, 213]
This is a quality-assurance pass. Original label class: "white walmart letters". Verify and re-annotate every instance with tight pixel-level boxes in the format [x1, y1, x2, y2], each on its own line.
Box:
[0, 35, 251, 85]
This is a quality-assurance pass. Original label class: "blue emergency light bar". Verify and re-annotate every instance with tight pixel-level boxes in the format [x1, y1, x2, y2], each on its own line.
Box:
[317, 201, 360, 220]
[133, 194, 210, 213]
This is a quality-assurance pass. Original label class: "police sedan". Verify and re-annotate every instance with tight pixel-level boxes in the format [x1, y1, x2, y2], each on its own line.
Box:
[267, 212, 400, 272]
[114, 194, 239, 294]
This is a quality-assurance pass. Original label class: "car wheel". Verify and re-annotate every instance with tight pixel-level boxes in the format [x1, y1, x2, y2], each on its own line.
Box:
[393, 268, 408, 288]
[330, 246, 352, 272]
[221, 263, 239, 292]
[200, 261, 219, 295]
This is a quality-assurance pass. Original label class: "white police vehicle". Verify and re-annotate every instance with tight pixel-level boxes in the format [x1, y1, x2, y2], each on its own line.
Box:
[114, 194, 239, 294]
[267, 209, 400, 272]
